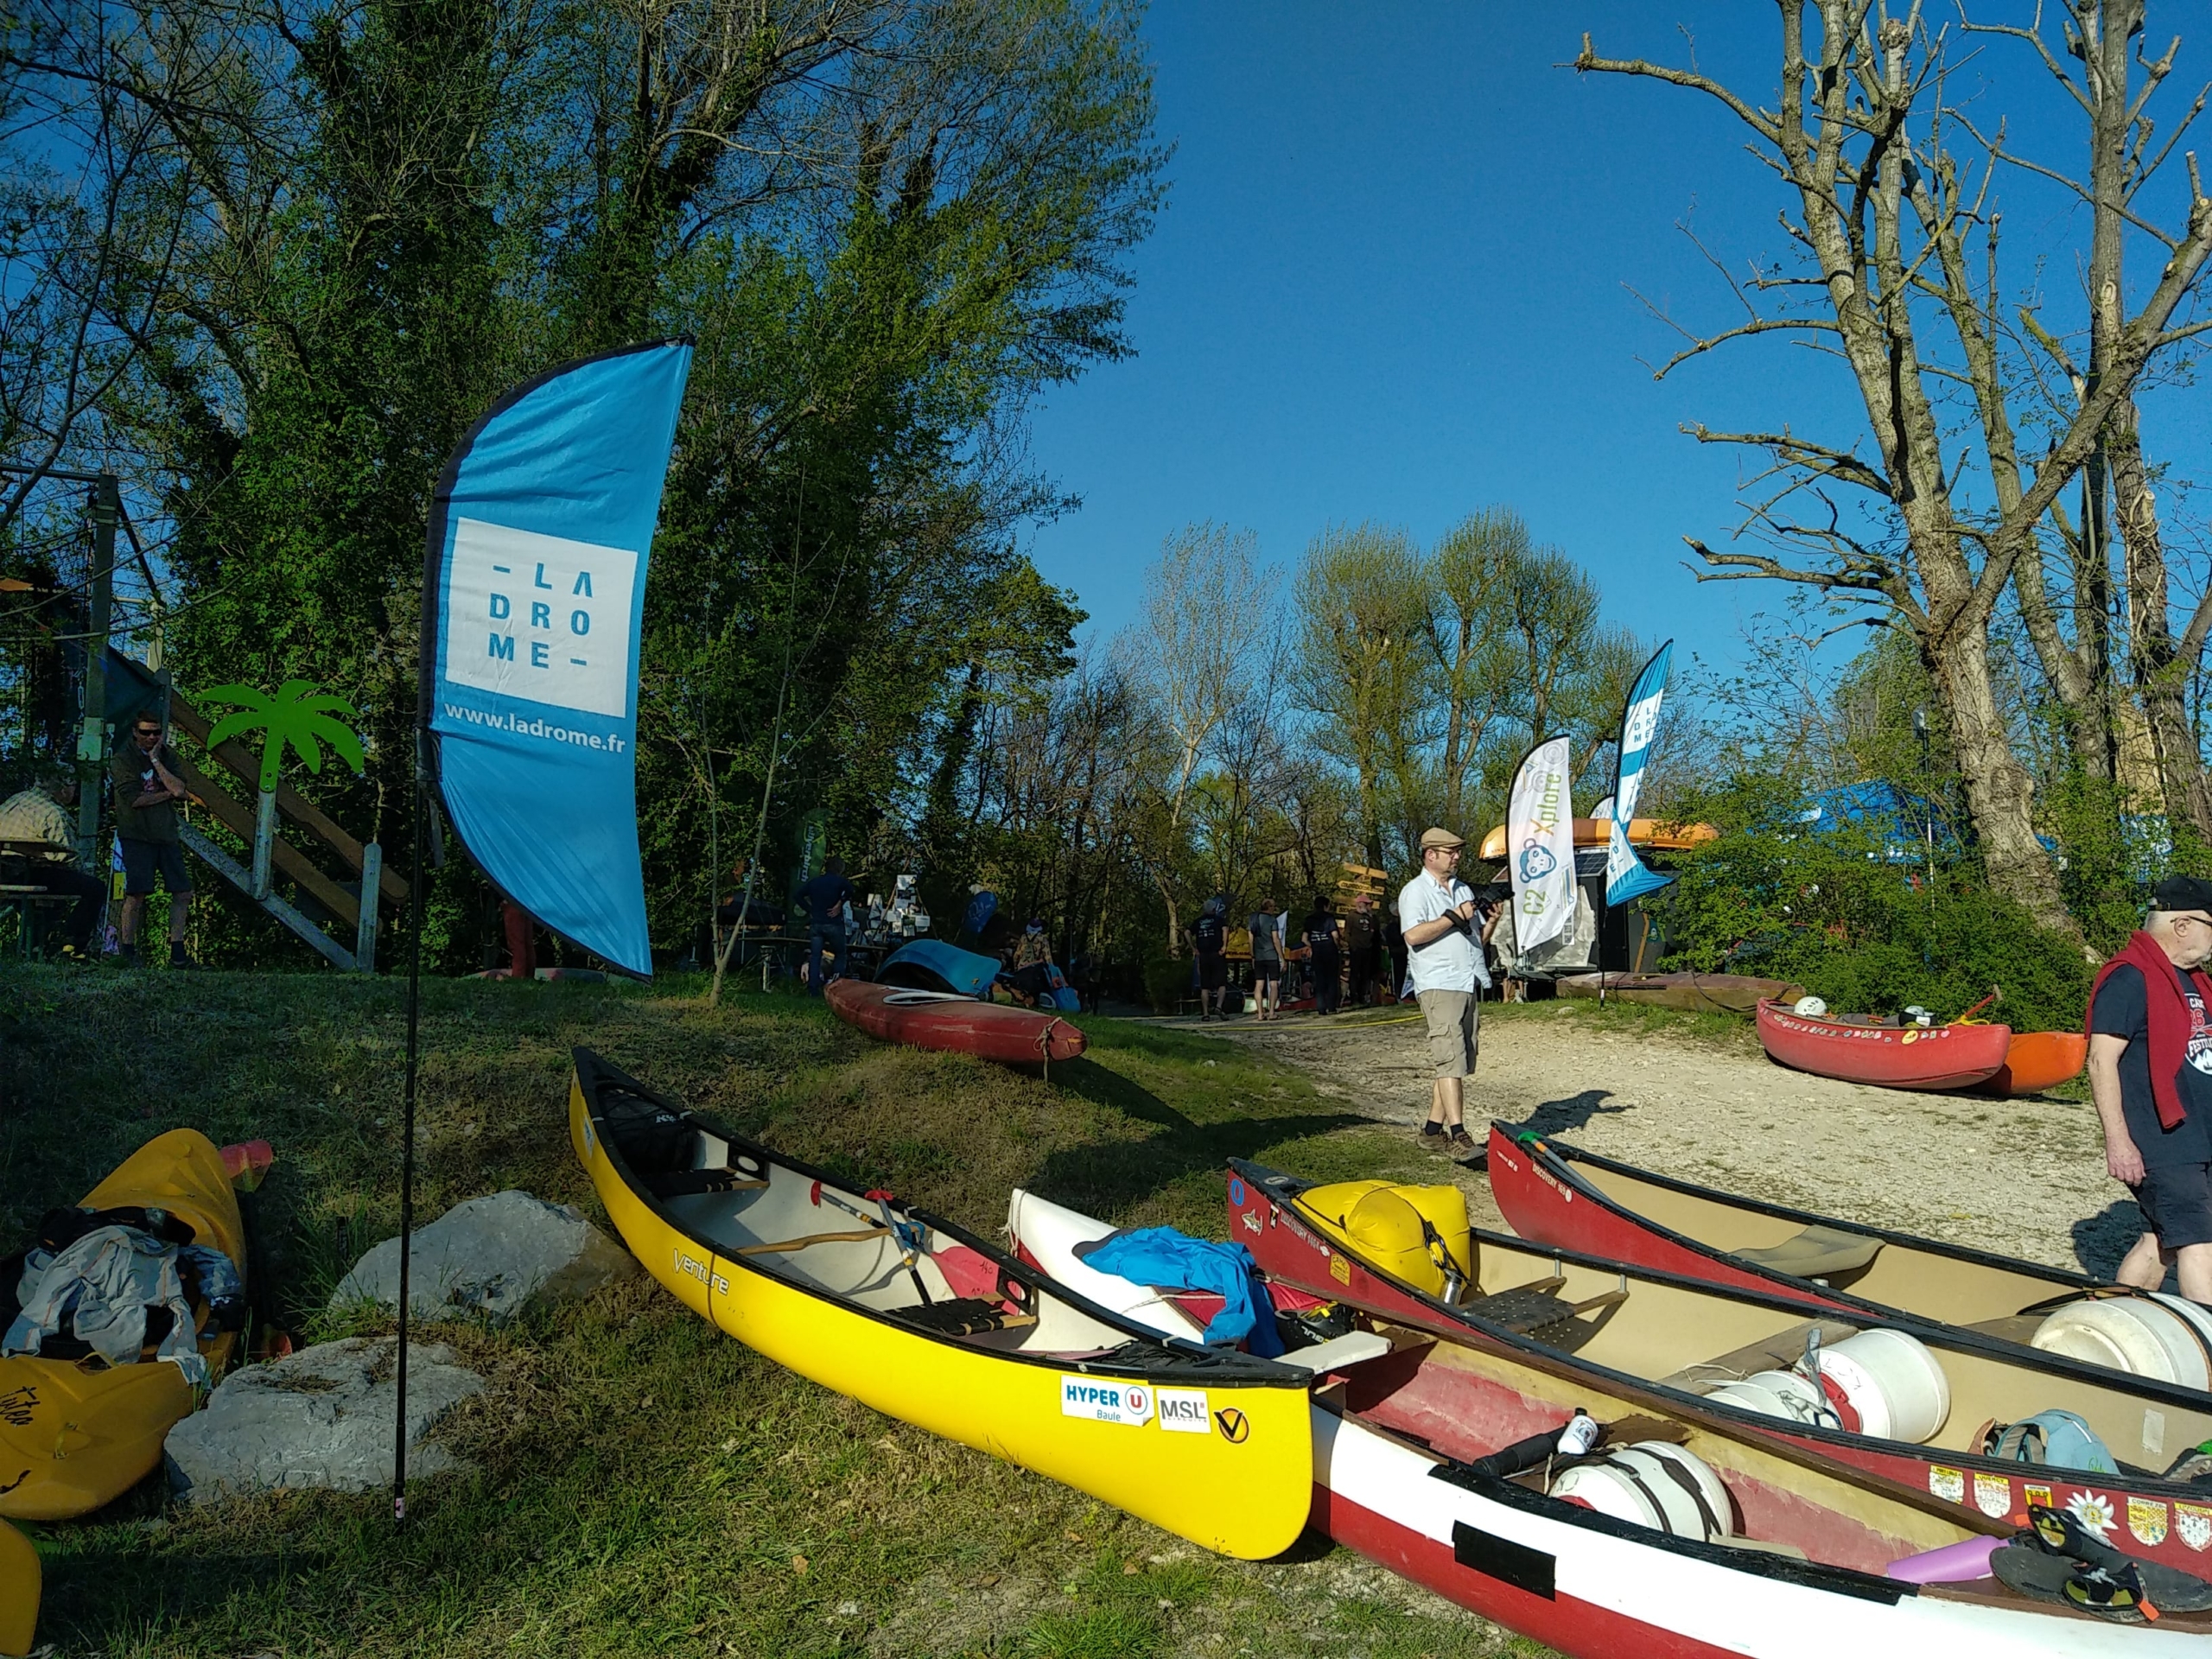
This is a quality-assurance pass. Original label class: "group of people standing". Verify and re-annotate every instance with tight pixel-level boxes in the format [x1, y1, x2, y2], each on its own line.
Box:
[1187, 881, 1442, 1023]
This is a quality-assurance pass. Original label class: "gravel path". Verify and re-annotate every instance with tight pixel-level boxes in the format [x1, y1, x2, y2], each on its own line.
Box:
[1198, 1007, 2142, 1281]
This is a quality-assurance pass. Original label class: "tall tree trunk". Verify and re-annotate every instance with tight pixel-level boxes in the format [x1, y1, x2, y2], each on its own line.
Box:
[1932, 617, 2068, 928]
[2111, 405, 2212, 837]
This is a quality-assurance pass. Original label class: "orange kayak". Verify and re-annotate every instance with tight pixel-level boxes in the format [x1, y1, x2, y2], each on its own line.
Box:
[1984, 1030, 2088, 1095]
[826, 981, 1085, 1064]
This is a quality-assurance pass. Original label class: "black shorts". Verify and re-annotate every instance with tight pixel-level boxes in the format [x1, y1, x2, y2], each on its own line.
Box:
[2133, 1162, 2212, 1250]
[1197, 951, 1226, 990]
[118, 837, 193, 898]
[1251, 960, 1281, 984]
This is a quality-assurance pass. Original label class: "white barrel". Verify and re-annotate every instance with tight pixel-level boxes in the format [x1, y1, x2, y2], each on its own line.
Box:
[1819, 1330, 1948, 1442]
[1551, 1443, 1732, 1541]
[1701, 1369, 1833, 1427]
[2031, 1295, 2212, 1390]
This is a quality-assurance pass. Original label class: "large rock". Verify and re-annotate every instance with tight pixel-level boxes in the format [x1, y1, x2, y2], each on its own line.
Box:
[165, 1338, 486, 1505]
[329, 1191, 637, 1322]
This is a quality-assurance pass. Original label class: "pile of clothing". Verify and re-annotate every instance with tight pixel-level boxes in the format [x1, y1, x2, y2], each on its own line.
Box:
[2, 1203, 242, 1391]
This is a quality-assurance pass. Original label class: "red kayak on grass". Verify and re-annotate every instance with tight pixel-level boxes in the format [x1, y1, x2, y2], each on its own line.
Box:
[1754, 1000, 2012, 1091]
[825, 979, 1085, 1065]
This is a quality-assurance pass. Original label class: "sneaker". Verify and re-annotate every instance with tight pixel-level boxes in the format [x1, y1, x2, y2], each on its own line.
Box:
[168, 940, 195, 969]
[1447, 1125, 1475, 1152]
[1418, 1121, 1446, 1147]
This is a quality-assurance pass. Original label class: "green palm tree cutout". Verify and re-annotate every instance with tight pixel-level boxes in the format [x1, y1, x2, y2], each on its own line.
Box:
[202, 679, 366, 898]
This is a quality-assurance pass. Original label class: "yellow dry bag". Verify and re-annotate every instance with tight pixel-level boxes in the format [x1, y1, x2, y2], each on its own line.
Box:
[1293, 1179, 1472, 1300]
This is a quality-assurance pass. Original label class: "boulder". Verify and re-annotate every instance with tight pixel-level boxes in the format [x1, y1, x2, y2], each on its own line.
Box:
[329, 1190, 637, 1322]
[165, 1337, 486, 1505]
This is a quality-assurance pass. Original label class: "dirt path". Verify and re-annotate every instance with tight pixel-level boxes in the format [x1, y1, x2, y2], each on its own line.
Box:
[1203, 1007, 2140, 1281]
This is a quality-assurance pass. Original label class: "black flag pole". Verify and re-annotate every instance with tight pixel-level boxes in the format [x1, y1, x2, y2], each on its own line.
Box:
[393, 717, 428, 1522]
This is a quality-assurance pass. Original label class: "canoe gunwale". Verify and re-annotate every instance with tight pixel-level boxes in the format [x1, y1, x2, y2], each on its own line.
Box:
[1492, 1122, 2101, 1303]
[575, 1046, 1295, 1389]
[1232, 1154, 2212, 1503]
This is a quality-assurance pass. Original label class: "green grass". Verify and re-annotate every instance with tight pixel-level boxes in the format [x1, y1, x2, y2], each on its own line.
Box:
[0, 965, 1545, 1659]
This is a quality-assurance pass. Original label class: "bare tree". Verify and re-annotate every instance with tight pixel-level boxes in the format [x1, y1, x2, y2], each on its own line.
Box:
[1579, 2, 2212, 935]
[1117, 521, 1274, 950]
[1972, 0, 2212, 839]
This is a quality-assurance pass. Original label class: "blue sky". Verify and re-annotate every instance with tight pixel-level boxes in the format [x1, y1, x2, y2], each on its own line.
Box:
[1020, 3, 2212, 677]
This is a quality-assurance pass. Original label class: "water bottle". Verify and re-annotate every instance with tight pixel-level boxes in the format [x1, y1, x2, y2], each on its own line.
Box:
[1556, 1409, 1601, 1457]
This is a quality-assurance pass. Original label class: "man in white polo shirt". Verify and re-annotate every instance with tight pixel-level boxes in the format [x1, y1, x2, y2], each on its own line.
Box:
[1398, 825, 1489, 1151]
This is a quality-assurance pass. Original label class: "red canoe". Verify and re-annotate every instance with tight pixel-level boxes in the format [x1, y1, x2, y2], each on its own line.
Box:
[826, 981, 1085, 1065]
[1753, 1000, 2011, 1091]
[1984, 1031, 2088, 1096]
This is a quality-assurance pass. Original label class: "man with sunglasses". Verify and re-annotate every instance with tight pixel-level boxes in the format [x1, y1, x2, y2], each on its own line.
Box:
[2088, 874, 2212, 1302]
[111, 712, 195, 967]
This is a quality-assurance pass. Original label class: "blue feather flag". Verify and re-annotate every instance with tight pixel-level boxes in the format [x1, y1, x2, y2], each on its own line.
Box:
[420, 340, 693, 976]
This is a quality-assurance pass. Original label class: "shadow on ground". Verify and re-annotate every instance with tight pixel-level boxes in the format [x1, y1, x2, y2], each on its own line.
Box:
[1495, 1089, 1632, 1141]
[1033, 1053, 1368, 1219]
[2073, 1198, 2149, 1281]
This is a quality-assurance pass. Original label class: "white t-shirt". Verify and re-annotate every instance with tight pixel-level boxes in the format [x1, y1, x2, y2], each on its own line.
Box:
[1397, 872, 1486, 995]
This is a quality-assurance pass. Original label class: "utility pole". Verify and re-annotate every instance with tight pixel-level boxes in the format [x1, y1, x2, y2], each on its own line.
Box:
[77, 474, 118, 866]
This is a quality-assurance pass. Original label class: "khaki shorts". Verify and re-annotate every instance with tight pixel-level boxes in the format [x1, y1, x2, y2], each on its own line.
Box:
[1418, 988, 1479, 1078]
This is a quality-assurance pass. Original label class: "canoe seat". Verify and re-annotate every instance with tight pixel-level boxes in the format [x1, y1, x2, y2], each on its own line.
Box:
[1734, 1224, 1882, 1281]
[1276, 1332, 1393, 1375]
[891, 1297, 1034, 1337]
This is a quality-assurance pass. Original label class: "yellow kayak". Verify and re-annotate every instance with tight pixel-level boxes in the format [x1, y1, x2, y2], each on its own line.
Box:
[569, 1048, 1313, 1560]
[2, 1130, 248, 1520]
[0, 1518, 35, 1657]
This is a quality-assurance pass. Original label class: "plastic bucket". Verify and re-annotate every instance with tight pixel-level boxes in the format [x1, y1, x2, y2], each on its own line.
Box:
[1702, 1369, 1834, 1427]
[1551, 1443, 1732, 1541]
[1818, 1330, 1948, 1442]
[2031, 1296, 2212, 1389]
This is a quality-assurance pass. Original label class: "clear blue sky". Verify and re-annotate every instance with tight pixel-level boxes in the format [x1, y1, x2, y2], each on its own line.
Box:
[1021, 3, 2211, 676]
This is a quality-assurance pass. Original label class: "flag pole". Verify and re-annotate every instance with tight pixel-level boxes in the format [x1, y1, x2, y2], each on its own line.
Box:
[393, 714, 428, 1523]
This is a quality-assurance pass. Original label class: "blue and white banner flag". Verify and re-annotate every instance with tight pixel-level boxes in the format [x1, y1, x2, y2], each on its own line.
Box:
[1508, 735, 1576, 952]
[422, 340, 693, 976]
[1605, 639, 1674, 907]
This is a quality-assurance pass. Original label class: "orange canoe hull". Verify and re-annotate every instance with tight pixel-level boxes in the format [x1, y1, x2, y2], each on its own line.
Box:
[1985, 1031, 2088, 1095]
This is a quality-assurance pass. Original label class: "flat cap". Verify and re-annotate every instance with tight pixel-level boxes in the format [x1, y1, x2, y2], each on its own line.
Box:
[1419, 826, 1465, 851]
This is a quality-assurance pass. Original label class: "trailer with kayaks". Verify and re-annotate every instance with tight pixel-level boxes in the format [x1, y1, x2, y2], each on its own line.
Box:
[1007, 1186, 2199, 1656]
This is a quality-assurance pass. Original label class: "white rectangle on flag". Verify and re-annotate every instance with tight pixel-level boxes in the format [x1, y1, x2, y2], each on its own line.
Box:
[444, 518, 637, 717]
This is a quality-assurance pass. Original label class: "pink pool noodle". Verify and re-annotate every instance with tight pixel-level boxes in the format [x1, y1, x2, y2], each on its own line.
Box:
[1884, 1535, 2002, 1584]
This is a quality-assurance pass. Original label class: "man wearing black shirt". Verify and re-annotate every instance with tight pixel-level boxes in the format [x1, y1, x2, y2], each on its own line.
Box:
[1191, 898, 1228, 1020]
[2088, 875, 2212, 1302]
[799, 855, 859, 995]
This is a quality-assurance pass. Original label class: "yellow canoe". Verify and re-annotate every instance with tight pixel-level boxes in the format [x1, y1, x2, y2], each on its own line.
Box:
[2, 1129, 247, 1521]
[569, 1048, 1313, 1560]
[0, 1518, 35, 1657]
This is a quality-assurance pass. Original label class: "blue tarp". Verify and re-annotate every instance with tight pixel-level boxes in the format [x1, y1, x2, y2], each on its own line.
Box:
[1077, 1228, 1285, 1357]
[878, 938, 1001, 997]
[1797, 781, 1954, 864]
